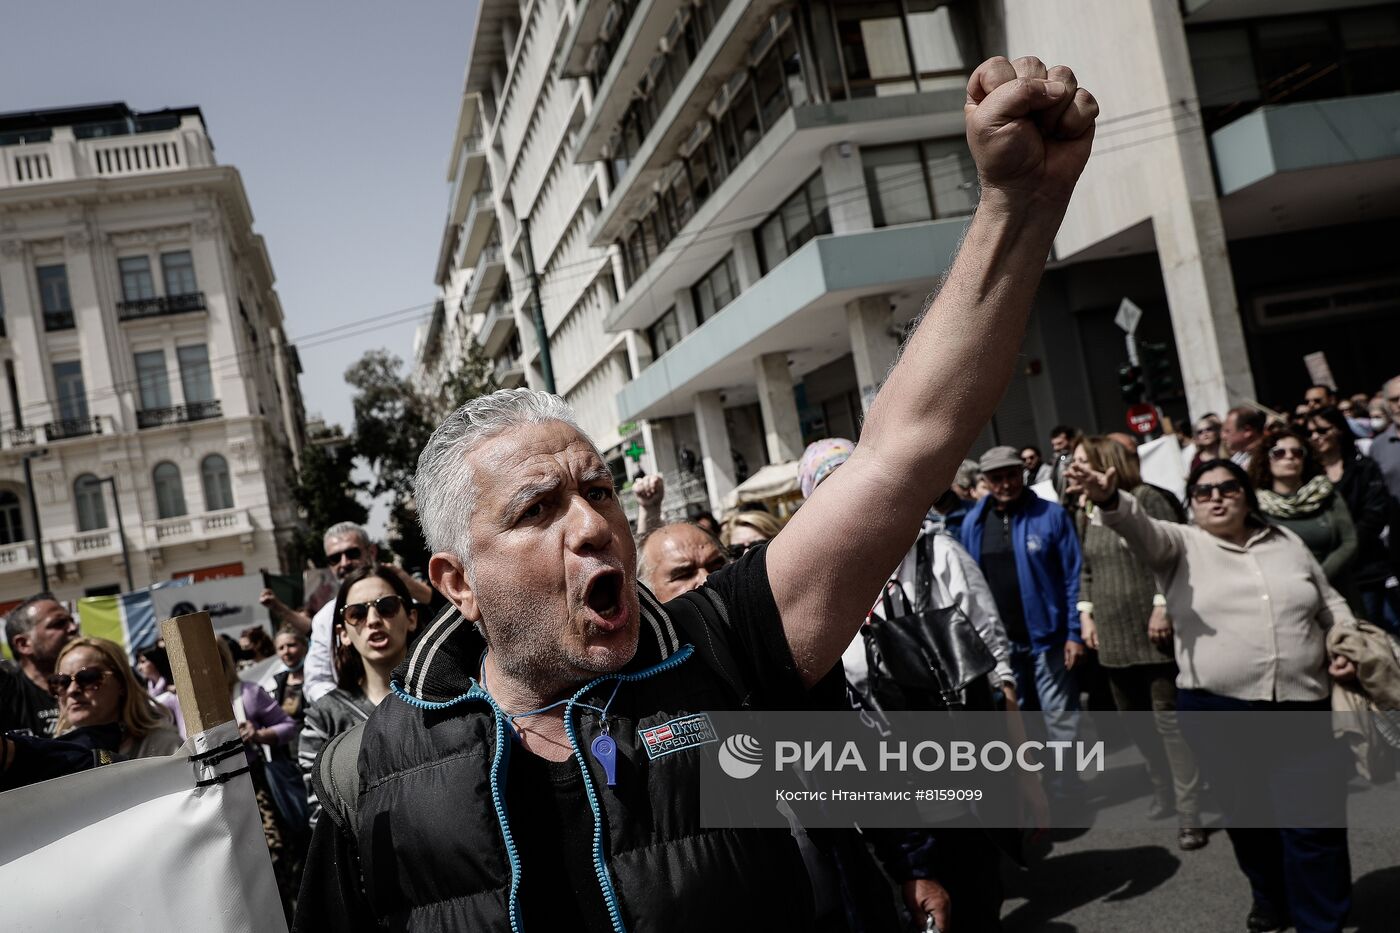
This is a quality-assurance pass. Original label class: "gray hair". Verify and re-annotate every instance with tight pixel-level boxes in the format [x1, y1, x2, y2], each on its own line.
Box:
[322, 521, 369, 546]
[414, 388, 588, 562]
[5, 592, 58, 655]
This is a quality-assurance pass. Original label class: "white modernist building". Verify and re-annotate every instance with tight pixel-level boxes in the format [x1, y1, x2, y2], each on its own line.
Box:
[0, 103, 307, 606]
[431, 0, 1400, 513]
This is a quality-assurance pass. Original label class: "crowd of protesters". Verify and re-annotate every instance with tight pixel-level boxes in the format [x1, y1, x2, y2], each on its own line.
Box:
[2, 54, 1397, 933]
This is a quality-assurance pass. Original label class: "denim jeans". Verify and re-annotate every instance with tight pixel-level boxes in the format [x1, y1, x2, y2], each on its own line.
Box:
[1009, 640, 1080, 797]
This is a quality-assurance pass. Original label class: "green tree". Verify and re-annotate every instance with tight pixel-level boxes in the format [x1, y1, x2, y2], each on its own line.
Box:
[288, 422, 369, 568]
[344, 337, 498, 571]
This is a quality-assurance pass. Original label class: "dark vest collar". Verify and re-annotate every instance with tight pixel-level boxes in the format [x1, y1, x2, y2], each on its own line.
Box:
[393, 584, 684, 704]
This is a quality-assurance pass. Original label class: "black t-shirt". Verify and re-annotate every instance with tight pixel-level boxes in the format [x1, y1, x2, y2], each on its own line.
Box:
[294, 544, 803, 933]
[0, 660, 59, 737]
[979, 505, 1030, 645]
[509, 750, 616, 933]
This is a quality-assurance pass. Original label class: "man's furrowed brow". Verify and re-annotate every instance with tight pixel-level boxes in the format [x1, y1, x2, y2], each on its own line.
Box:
[500, 477, 561, 522]
[580, 465, 613, 485]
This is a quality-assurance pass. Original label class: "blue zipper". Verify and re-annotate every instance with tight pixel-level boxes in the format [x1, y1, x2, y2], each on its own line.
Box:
[562, 645, 696, 933]
[389, 681, 527, 933]
[388, 643, 695, 933]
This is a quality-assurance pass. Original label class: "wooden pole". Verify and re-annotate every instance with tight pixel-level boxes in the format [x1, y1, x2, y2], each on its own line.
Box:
[161, 612, 235, 736]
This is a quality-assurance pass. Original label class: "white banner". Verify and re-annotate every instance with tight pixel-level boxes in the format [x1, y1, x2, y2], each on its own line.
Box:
[0, 722, 287, 932]
[151, 575, 271, 641]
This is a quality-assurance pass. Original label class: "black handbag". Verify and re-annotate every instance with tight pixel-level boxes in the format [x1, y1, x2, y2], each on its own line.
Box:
[863, 533, 997, 711]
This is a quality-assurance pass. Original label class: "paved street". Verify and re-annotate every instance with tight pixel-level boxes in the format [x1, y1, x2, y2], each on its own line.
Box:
[998, 739, 1400, 932]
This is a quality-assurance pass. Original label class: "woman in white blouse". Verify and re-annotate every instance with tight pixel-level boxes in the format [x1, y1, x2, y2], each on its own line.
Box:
[1069, 456, 1358, 933]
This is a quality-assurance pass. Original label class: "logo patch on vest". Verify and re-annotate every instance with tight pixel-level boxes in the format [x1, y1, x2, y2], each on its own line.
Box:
[638, 713, 718, 760]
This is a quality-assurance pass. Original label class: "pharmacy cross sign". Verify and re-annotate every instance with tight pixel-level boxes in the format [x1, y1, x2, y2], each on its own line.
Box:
[625, 441, 646, 462]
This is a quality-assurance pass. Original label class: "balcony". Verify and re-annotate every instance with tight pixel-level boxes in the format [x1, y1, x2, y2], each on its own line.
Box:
[0, 541, 39, 574]
[0, 121, 215, 189]
[136, 400, 223, 430]
[43, 309, 75, 331]
[462, 242, 506, 317]
[616, 219, 969, 420]
[480, 298, 516, 356]
[454, 190, 498, 271]
[117, 292, 206, 321]
[447, 132, 488, 227]
[493, 353, 526, 387]
[2, 416, 109, 449]
[1210, 92, 1400, 240]
[145, 508, 253, 546]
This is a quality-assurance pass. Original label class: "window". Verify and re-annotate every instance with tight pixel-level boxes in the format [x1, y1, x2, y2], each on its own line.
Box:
[905, 0, 972, 92]
[0, 490, 23, 545]
[119, 257, 156, 302]
[153, 462, 187, 519]
[692, 253, 739, 324]
[74, 474, 107, 532]
[51, 361, 88, 422]
[178, 345, 214, 404]
[134, 350, 171, 410]
[161, 250, 198, 296]
[36, 264, 71, 313]
[814, 0, 977, 101]
[864, 144, 932, 226]
[201, 454, 234, 511]
[864, 138, 976, 227]
[647, 307, 682, 359]
[757, 173, 832, 274]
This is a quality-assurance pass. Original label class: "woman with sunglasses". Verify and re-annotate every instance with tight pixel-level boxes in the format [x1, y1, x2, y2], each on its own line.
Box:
[54, 636, 182, 758]
[298, 566, 418, 824]
[1248, 426, 1358, 597]
[1188, 416, 1223, 474]
[1070, 457, 1360, 933]
[1306, 406, 1400, 630]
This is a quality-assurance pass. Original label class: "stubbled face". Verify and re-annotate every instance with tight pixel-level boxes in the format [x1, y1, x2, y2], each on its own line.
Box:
[1191, 466, 1249, 540]
[1050, 434, 1072, 454]
[643, 524, 726, 602]
[338, 576, 417, 669]
[984, 466, 1024, 506]
[461, 421, 639, 691]
[324, 533, 372, 581]
[57, 647, 123, 729]
[275, 633, 306, 668]
[16, 600, 79, 669]
[1020, 448, 1042, 473]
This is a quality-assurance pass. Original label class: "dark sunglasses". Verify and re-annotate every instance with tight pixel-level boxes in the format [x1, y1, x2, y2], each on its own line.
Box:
[1189, 479, 1244, 503]
[47, 666, 113, 695]
[1269, 446, 1305, 461]
[1307, 426, 1335, 437]
[327, 546, 363, 565]
[340, 595, 405, 626]
[729, 542, 759, 560]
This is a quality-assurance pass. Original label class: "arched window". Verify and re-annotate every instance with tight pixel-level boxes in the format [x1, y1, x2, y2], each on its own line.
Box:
[0, 489, 24, 544]
[74, 474, 108, 531]
[201, 454, 234, 511]
[153, 462, 187, 519]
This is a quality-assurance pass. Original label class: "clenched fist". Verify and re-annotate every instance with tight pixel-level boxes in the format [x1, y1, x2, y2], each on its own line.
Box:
[965, 56, 1098, 205]
[634, 473, 665, 508]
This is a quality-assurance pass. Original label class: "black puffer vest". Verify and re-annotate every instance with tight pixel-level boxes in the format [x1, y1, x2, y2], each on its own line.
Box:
[355, 584, 814, 932]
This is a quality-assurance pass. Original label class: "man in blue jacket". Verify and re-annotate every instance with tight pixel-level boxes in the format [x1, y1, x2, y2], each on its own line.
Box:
[962, 445, 1083, 798]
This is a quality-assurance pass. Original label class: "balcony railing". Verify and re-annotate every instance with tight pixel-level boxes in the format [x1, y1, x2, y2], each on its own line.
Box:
[45, 416, 102, 440]
[145, 508, 252, 545]
[0, 541, 38, 572]
[43, 309, 75, 331]
[136, 399, 222, 429]
[117, 292, 206, 321]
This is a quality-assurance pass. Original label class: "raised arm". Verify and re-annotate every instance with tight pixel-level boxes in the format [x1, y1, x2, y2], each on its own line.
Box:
[767, 56, 1098, 684]
[1073, 465, 1186, 574]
